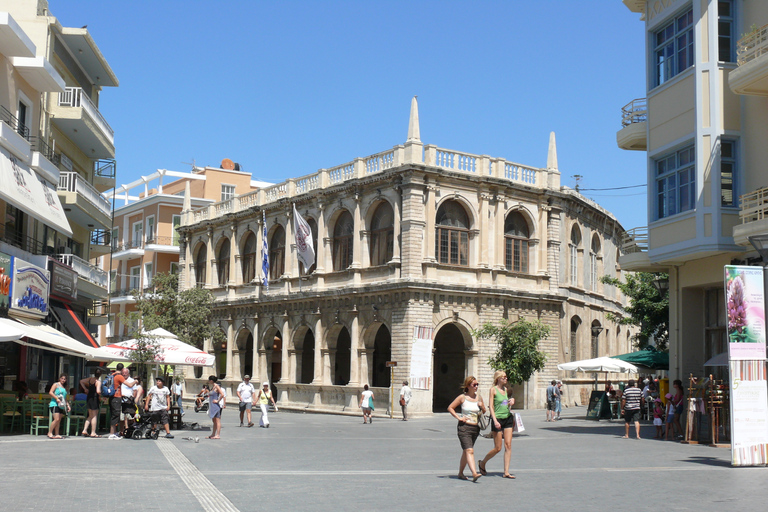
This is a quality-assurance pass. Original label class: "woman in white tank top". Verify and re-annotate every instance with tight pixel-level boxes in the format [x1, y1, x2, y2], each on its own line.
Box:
[447, 375, 486, 482]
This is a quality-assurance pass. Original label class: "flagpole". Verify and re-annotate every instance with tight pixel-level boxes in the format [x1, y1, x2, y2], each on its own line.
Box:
[296, 204, 302, 294]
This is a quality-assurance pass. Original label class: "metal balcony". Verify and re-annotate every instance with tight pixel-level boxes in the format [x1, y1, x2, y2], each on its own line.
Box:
[733, 186, 768, 246]
[57, 171, 112, 228]
[616, 98, 647, 151]
[617, 227, 653, 271]
[55, 253, 108, 299]
[729, 23, 768, 96]
[51, 87, 115, 159]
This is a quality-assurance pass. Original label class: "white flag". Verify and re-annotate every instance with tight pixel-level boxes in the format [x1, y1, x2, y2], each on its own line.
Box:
[293, 204, 315, 271]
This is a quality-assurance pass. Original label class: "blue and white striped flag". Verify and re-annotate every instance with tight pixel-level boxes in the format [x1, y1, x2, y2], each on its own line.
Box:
[261, 210, 269, 289]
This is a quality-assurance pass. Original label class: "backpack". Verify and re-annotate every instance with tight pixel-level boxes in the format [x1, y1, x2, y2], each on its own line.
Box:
[102, 373, 116, 397]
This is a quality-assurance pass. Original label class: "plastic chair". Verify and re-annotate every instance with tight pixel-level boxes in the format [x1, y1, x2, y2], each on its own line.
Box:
[68, 401, 88, 435]
[0, 397, 22, 433]
[29, 400, 50, 436]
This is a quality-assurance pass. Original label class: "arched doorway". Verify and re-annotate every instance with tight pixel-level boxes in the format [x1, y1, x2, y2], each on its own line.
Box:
[371, 325, 391, 388]
[300, 330, 315, 384]
[433, 323, 466, 412]
[334, 327, 351, 385]
[238, 330, 254, 378]
[271, 332, 282, 400]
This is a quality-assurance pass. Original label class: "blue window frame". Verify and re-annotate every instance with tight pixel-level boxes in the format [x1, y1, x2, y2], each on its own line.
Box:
[656, 145, 696, 219]
[720, 140, 736, 207]
[718, 0, 735, 63]
[654, 9, 694, 87]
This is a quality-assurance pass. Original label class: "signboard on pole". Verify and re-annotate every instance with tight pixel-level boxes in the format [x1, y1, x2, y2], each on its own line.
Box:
[724, 265, 766, 360]
[410, 326, 433, 390]
[10, 257, 49, 318]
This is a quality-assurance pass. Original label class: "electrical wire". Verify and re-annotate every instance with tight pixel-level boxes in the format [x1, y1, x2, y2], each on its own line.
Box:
[578, 184, 646, 191]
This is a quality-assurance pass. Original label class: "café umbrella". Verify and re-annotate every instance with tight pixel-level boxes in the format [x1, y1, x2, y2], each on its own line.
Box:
[94, 328, 215, 367]
[557, 356, 638, 374]
[611, 348, 669, 370]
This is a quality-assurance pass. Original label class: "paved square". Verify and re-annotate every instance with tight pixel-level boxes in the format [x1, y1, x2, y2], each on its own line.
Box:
[1, 406, 765, 511]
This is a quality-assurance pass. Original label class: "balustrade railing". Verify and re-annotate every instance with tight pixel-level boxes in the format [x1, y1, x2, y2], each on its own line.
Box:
[740, 187, 768, 224]
[621, 227, 649, 254]
[1, 105, 30, 140]
[737, 23, 768, 65]
[58, 87, 114, 141]
[55, 253, 108, 288]
[58, 172, 112, 217]
[621, 98, 647, 127]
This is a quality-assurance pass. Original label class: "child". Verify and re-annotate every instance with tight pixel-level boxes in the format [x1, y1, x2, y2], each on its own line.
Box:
[664, 393, 675, 440]
[653, 398, 664, 438]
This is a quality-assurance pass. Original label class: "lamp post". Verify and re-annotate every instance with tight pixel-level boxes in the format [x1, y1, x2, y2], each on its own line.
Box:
[652, 276, 669, 297]
[748, 235, 768, 264]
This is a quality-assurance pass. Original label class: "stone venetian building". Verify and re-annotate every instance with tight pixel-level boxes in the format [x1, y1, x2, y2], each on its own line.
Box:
[177, 98, 635, 415]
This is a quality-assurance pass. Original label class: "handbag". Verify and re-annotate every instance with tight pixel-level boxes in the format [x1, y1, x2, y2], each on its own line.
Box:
[513, 412, 525, 433]
[399, 397, 406, 407]
[477, 410, 490, 430]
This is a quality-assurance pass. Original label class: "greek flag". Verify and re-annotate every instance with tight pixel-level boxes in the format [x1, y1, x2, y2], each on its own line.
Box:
[261, 210, 269, 289]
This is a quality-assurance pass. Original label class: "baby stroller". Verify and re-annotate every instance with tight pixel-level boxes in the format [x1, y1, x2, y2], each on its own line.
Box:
[194, 395, 209, 413]
[122, 410, 160, 440]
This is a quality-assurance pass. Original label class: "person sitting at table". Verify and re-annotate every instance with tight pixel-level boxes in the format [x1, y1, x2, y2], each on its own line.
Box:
[195, 385, 209, 407]
[16, 381, 28, 401]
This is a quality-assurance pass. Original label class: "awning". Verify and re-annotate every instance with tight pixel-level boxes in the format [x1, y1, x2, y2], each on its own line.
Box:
[0, 146, 72, 236]
[51, 304, 99, 348]
[0, 317, 24, 341]
[0, 316, 110, 361]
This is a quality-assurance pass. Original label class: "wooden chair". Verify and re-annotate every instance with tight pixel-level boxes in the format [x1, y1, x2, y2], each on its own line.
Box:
[0, 397, 22, 433]
[28, 400, 50, 436]
[68, 401, 88, 436]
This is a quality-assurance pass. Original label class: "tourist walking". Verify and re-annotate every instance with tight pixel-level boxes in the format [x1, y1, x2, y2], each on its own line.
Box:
[258, 381, 277, 428]
[237, 375, 256, 427]
[555, 380, 563, 420]
[478, 371, 515, 479]
[48, 373, 70, 439]
[360, 384, 374, 424]
[447, 375, 486, 482]
[622, 379, 643, 439]
[399, 381, 412, 421]
[545, 380, 557, 421]
[145, 377, 174, 438]
[207, 376, 224, 439]
[79, 369, 101, 437]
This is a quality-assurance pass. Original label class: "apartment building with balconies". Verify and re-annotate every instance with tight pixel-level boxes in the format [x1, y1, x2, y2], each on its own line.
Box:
[618, 0, 768, 380]
[0, 1, 116, 393]
[176, 98, 637, 415]
[102, 165, 270, 344]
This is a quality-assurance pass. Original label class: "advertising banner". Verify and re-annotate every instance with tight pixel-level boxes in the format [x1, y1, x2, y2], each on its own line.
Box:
[410, 326, 433, 390]
[724, 265, 766, 360]
[0, 251, 10, 310]
[729, 360, 768, 466]
[10, 257, 50, 318]
[49, 260, 77, 302]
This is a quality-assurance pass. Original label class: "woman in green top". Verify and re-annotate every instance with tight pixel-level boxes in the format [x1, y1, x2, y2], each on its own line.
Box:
[478, 371, 515, 479]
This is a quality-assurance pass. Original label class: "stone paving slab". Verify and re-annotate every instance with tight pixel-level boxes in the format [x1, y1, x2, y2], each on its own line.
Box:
[1, 406, 766, 511]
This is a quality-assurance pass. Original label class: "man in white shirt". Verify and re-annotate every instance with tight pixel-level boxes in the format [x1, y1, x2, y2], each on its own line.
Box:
[145, 377, 173, 439]
[237, 375, 256, 427]
[399, 381, 412, 421]
[172, 379, 184, 416]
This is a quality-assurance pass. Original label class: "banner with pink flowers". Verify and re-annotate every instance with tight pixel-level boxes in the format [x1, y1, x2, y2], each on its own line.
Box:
[724, 265, 766, 361]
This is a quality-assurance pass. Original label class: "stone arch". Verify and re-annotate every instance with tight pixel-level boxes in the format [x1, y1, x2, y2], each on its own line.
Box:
[330, 209, 354, 271]
[268, 223, 286, 280]
[435, 195, 477, 228]
[193, 241, 207, 286]
[432, 321, 473, 412]
[291, 324, 315, 385]
[235, 326, 254, 378]
[504, 204, 537, 240]
[590, 319, 602, 359]
[215, 236, 230, 286]
[569, 315, 582, 363]
[371, 324, 391, 388]
[239, 230, 258, 283]
[365, 199, 395, 267]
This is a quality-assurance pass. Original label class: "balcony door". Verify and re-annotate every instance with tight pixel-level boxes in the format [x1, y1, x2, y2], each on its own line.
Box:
[132, 221, 143, 247]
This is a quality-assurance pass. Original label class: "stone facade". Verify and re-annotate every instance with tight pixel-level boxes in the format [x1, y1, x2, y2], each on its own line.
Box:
[178, 99, 635, 416]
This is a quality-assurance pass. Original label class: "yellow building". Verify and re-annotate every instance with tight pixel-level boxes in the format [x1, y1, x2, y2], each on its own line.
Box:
[619, 0, 768, 380]
[178, 98, 636, 415]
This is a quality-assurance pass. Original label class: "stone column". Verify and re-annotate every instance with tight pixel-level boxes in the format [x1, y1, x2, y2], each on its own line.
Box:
[493, 198, 505, 269]
[251, 316, 260, 382]
[225, 317, 234, 380]
[348, 309, 360, 385]
[279, 314, 290, 383]
[478, 192, 489, 268]
[229, 223, 238, 285]
[547, 207, 561, 291]
[322, 349, 332, 385]
[313, 315, 324, 384]
[424, 183, 436, 262]
[391, 190, 401, 264]
[358, 349, 369, 386]
[258, 349, 268, 384]
[351, 192, 362, 269]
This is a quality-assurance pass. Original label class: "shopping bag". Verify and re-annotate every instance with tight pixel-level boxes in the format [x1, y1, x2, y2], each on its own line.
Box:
[513, 412, 525, 433]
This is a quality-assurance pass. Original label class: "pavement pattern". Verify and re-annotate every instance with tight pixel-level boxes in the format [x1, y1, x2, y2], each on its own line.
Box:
[1, 406, 766, 511]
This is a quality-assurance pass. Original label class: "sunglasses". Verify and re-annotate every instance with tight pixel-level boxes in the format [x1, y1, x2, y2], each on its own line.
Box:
[472, 383, 479, 387]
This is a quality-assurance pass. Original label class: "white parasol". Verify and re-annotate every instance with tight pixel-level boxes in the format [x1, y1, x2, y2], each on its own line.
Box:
[557, 356, 638, 374]
[94, 327, 214, 367]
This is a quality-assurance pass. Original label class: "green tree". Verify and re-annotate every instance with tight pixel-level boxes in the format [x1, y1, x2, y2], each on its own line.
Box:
[474, 319, 549, 385]
[600, 272, 669, 351]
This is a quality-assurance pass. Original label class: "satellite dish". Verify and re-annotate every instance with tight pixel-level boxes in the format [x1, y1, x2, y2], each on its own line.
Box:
[221, 158, 235, 170]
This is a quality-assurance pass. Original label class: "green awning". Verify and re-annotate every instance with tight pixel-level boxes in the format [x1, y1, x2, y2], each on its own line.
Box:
[611, 348, 669, 370]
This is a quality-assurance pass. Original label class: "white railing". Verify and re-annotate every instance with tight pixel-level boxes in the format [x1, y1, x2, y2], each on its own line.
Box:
[621, 98, 647, 127]
[187, 142, 545, 223]
[58, 87, 114, 143]
[737, 23, 768, 66]
[621, 227, 648, 254]
[58, 172, 112, 218]
[740, 186, 768, 223]
[56, 253, 108, 288]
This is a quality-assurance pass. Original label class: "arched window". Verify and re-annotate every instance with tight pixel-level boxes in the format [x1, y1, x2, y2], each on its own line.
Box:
[299, 218, 318, 275]
[241, 232, 257, 283]
[570, 316, 581, 362]
[369, 202, 394, 266]
[333, 210, 354, 271]
[569, 225, 581, 286]
[590, 235, 601, 291]
[435, 200, 469, 266]
[591, 320, 602, 358]
[504, 211, 529, 272]
[217, 238, 230, 286]
[269, 226, 285, 280]
[194, 244, 207, 288]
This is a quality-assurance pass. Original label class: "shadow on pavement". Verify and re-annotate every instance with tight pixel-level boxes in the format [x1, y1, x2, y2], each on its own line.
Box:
[685, 456, 732, 468]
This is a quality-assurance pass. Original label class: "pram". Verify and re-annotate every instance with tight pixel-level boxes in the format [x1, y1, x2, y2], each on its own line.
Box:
[194, 395, 209, 413]
[122, 410, 160, 440]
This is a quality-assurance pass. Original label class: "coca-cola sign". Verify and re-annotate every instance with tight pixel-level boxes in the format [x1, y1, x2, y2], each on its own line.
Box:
[185, 356, 209, 365]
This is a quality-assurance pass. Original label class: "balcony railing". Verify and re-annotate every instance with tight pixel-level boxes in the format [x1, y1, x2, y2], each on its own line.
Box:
[737, 23, 768, 66]
[1, 105, 30, 140]
[90, 229, 111, 246]
[58, 172, 112, 218]
[145, 236, 178, 247]
[621, 227, 648, 254]
[0, 223, 47, 256]
[621, 98, 647, 127]
[740, 187, 768, 224]
[29, 135, 58, 164]
[55, 253, 108, 288]
[94, 159, 116, 179]
[112, 240, 145, 252]
[58, 87, 114, 141]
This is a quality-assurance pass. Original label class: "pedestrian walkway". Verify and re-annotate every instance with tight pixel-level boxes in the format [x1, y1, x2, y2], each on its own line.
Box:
[0, 406, 765, 511]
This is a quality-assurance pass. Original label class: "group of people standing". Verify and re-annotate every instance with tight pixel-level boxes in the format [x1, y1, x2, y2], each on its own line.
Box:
[545, 380, 563, 421]
[447, 371, 516, 482]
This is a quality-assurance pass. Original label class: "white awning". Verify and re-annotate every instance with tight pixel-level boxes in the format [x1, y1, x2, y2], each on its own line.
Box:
[0, 316, 110, 361]
[0, 146, 72, 237]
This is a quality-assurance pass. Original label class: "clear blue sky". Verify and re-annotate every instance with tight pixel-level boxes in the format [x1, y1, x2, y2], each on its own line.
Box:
[56, 1, 648, 230]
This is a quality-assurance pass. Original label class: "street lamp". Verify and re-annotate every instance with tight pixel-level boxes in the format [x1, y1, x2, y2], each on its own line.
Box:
[748, 234, 768, 264]
[652, 276, 669, 297]
[591, 325, 604, 337]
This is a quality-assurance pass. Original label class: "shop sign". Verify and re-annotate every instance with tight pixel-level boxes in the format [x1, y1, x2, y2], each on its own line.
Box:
[0, 251, 10, 310]
[724, 265, 766, 360]
[49, 260, 78, 301]
[10, 257, 50, 318]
